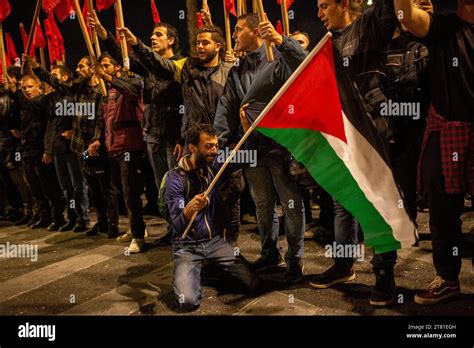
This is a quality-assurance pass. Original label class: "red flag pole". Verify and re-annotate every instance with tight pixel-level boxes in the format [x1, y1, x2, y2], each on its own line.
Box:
[281, 0, 290, 36]
[256, 0, 274, 61]
[223, 0, 232, 53]
[72, 0, 107, 96]
[181, 32, 332, 239]
[22, 0, 43, 73]
[114, 0, 129, 71]
[0, 22, 8, 88]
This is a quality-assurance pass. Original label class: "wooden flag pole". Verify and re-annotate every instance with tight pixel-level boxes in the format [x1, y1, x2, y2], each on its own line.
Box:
[242, 0, 247, 14]
[180, 32, 333, 239]
[281, 0, 290, 36]
[115, 0, 130, 71]
[237, 0, 243, 16]
[21, 0, 42, 73]
[252, 0, 257, 13]
[0, 22, 8, 88]
[72, 0, 107, 96]
[37, 19, 46, 69]
[256, 0, 274, 61]
[88, 0, 102, 57]
[223, 0, 232, 53]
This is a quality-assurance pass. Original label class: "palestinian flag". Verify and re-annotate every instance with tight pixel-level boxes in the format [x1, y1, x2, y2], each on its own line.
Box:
[253, 33, 417, 254]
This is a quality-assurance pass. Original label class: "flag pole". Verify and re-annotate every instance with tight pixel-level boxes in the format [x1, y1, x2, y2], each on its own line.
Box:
[281, 0, 290, 36]
[223, 0, 232, 53]
[0, 22, 8, 88]
[256, 0, 273, 62]
[115, 0, 129, 71]
[88, 0, 102, 57]
[237, 0, 243, 16]
[37, 19, 46, 69]
[72, 0, 107, 96]
[181, 31, 333, 239]
[242, 0, 247, 14]
[21, 0, 42, 74]
[252, 0, 257, 13]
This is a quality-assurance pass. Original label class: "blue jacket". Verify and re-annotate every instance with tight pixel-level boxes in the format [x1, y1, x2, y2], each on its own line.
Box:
[165, 156, 222, 245]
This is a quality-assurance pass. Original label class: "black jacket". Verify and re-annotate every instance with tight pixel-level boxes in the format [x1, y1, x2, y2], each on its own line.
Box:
[101, 31, 183, 146]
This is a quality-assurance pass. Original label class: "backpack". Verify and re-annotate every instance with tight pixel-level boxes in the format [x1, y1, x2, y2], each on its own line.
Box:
[158, 166, 190, 224]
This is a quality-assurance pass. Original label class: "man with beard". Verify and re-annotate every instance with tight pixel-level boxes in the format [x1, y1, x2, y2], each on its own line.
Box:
[117, 25, 232, 138]
[89, 14, 184, 240]
[33, 56, 119, 237]
[394, 0, 474, 305]
[87, 53, 147, 253]
[165, 123, 257, 312]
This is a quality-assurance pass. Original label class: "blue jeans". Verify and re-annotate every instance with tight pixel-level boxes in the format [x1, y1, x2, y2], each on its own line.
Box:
[147, 141, 176, 189]
[54, 152, 89, 224]
[333, 200, 397, 271]
[244, 156, 305, 263]
[172, 236, 256, 311]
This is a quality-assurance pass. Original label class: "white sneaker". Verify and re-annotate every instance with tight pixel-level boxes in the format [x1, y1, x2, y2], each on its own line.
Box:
[128, 238, 145, 253]
[117, 230, 132, 243]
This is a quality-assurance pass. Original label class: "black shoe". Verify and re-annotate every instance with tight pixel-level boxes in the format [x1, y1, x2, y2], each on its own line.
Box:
[107, 224, 119, 239]
[14, 213, 33, 226]
[58, 220, 76, 232]
[251, 255, 284, 272]
[73, 223, 89, 233]
[369, 269, 396, 307]
[31, 219, 52, 229]
[310, 264, 355, 289]
[27, 215, 40, 227]
[85, 222, 108, 236]
[48, 218, 67, 231]
[286, 260, 304, 284]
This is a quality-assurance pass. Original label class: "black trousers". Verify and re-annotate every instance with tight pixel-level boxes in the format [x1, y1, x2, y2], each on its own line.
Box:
[81, 156, 119, 227]
[0, 159, 23, 212]
[421, 132, 464, 281]
[109, 152, 145, 238]
[22, 156, 65, 221]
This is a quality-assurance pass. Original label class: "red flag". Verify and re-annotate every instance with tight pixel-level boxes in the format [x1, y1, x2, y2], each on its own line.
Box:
[32, 21, 47, 49]
[45, 14, 65, 63]
[150, 0, 161, 24]
[5, 32, 19, 64]
[277, 0, 294, 10]
[55, 0, 74, 22]
[275, 20, 283, 35]
[96, 0, 114, 11]
[43, 0, 61, 13]
[0, 0, 11, 22]
[196, 12, 203, 29]
[19, 23, 36, 57]
[225, 0, 237, 17]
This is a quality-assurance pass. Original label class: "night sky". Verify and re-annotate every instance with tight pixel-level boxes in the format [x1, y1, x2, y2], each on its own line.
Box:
[1, 0, 457, 72]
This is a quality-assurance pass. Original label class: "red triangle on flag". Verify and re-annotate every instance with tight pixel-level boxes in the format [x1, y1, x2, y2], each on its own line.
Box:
[275, 20, 283, 35]
[257, 37, 346, 143]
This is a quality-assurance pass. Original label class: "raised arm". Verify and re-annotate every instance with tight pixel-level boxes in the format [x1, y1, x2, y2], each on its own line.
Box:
[394, 0, 431, 38]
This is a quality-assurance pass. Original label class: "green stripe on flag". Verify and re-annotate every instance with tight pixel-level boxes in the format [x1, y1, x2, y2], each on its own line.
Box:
[257, 126, 401, 254]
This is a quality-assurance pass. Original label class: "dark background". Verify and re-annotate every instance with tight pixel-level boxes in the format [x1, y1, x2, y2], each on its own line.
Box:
[2, 0, 457, 71]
